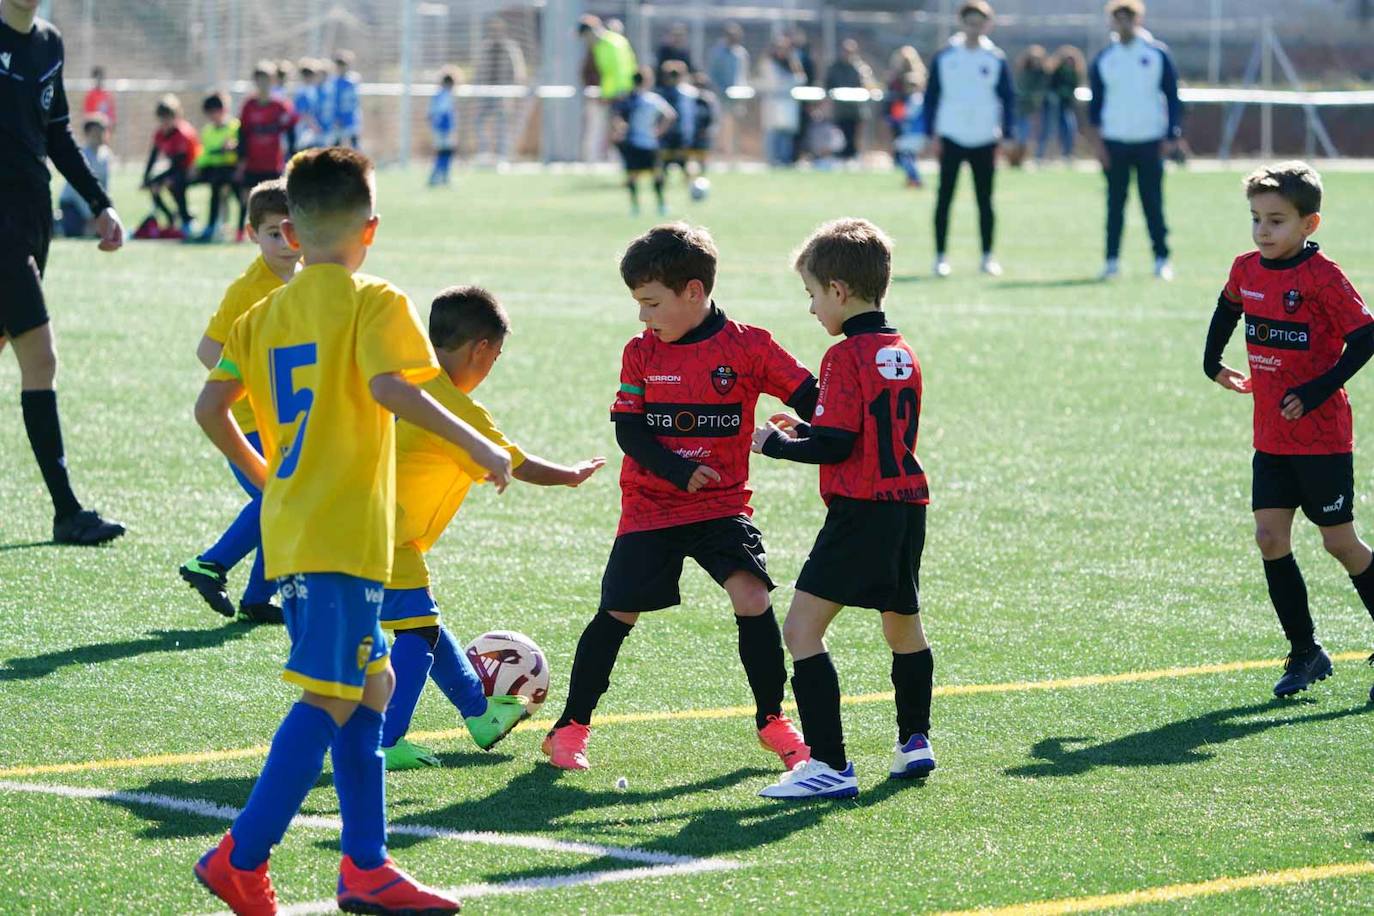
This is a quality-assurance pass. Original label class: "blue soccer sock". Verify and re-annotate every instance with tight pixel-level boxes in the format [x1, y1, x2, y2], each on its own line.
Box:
[240, 540, 277, 606]
[430, 626, 488, 719]
[382, 632, 434, 747]
[332, 706, 388, 870]
[229, 702, 338, 870]
[201, 497, 260, 571]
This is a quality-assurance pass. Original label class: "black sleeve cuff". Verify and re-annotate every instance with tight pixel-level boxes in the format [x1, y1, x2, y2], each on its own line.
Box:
[784, 376, 819, 422]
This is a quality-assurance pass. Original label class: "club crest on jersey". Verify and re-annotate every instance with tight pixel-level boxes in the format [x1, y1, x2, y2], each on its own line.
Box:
[0, 52, 11, 71]
[41, 83, 54, 111]
[356, 636, 374, 671]
[875, 347, 913, 380]
[711, 365, 737, 395]
[1283, 289, 1303, 314]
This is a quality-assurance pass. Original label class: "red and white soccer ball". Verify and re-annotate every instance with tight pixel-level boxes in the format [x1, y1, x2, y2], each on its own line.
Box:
[464, 630, 550, 718]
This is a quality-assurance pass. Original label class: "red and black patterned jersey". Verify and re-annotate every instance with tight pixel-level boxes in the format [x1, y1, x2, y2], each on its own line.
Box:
[812, 314, 929, 505]
[1222, 244, 1372, 454]
[239, 97, 295, 174]
[610, 307, 814, 535]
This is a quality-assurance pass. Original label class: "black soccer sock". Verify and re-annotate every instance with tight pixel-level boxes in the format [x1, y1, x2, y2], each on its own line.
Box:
[735, 608, 786, 730]
[791, 653, 846, 771]
[21, 390, 82, 519]
[892, 648, 934, 743]
[1349, 555, 1374, 623]
[626, 180, 639, 208]
[1263, 553, 1317, 653]
[653, 177, 665, 208]
[555, 612, 634, 729]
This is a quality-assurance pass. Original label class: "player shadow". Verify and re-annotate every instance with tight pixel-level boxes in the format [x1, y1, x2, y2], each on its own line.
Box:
[991, 277, 1103, 290]
[0, 626, 254, 682]
[96, 774, 300, 841]
[0, 539, 57, 552]
[1005, 699, 1372, 780]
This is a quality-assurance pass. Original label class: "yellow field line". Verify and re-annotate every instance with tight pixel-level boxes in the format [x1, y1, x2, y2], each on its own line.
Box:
[933, 860, 1374, 915]
[0, 651, 1364, 779]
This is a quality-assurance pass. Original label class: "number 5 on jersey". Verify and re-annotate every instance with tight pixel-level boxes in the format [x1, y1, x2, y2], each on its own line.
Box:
[270, 343, 318, 479]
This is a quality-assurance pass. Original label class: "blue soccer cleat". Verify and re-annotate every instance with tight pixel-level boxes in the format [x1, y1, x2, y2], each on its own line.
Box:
[759, 759, 858, 800]
[889, 733, 936, 779]
[1274, 646, 1333, 698]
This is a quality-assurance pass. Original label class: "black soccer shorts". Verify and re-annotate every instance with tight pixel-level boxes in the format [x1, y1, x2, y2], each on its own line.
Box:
[0, 188, 54, 338]
[1252, 450, 1355, 527]
[599, 514, 774, 613]
[795, 498, 927, 614]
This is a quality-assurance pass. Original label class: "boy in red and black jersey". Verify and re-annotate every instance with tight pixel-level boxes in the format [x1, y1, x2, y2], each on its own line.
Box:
[236, 62, 296, 239]
[543, 223, 819, 772]
[1203, 161, 1374, 700]
[754, 218, 934, 799]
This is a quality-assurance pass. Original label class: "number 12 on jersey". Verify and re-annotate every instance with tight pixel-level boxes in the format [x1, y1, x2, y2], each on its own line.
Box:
[868, 388, 921, 479]
[270, 342, 318, 479]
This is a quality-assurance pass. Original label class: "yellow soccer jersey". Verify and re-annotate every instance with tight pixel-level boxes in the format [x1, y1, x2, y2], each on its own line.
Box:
[204, 255, 288, 434]
[390, 375, 527, 590]
[210, 263, 440, 582]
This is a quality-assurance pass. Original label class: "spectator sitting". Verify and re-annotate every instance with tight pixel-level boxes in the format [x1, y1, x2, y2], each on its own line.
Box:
[59, 114, 112, 238]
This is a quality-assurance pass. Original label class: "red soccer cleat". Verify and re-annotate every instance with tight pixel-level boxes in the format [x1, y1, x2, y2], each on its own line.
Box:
[540, 720, 591, 770]
[758, 714, 811, 769]
[194, 832, 278, 916]
[337, 856, 461, 915]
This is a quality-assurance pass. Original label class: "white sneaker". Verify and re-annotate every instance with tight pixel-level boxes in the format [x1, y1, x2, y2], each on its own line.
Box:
[933, 256, 952, 278]
[759, 758, 858, 799]
[1098, 258, 1120, 281]
[980, 254, 1003, 277]
[1154, 257, 1174, 281]
[889, 734, 936, 779]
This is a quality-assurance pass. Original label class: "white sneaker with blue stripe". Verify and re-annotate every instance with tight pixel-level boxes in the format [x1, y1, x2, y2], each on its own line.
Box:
[759, 759, 858, 799]
[889, 734, 936, 779]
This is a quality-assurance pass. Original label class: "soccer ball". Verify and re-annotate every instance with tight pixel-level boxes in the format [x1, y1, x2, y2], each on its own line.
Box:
[464, 630, 550, 718]
[690, 176, 711, 201]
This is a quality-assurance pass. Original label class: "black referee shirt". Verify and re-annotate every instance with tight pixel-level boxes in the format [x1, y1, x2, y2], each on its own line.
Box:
[0, 14, 111, 212]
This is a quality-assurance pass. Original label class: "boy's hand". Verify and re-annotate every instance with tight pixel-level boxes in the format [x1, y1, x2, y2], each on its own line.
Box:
[481, 449, 514, 494]
[1213, 367, 1251, 394]
[565, 457, 607, 487]
[751, 422, 781, 454]
[767, 412, 803, 438]
[1280, 392, 1306, 420]
[686, 464, 721, 493]
[94, 208, 124, 252]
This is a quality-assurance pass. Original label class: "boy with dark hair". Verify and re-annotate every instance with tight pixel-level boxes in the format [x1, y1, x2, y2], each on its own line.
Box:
[754, 217, 934, 800]
[191, 93, 241, 243]
[611, 67, 675, 216]
[192, 147, 511, 915]
[141, 94, 200, 239]
[656, 60, 698, 181]
[181, 179, 296, 623]
[381, 286, 605, 769]
[329, 51, 362, 148]
[235, 62, 295, 242]
[1203, 161, 1374, 700]
[542, 223, 817, 772]
[427, 68, 459, 187]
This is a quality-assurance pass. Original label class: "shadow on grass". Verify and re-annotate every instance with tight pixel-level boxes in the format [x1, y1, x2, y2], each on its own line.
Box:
[1006, 699, 1373, 779]
[992, 277, 1103, 290]
[0, 539, 57, 552]
[0, 625, 255, 681]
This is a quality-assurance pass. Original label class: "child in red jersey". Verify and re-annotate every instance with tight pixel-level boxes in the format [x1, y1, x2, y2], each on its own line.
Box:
[543, 223, 818, 772]
[235, 61, 296, 241]
[1203, 161, 1374, 700]
[754, 218, 934, 800]
[140, 94, 201, 238]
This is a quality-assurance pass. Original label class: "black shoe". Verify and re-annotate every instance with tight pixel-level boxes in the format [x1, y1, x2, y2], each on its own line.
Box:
[238, 601, 284, 625]
[53, 508, 126, 546]
[179, 559, 236, 618]
[1274, 646, 1333, 698]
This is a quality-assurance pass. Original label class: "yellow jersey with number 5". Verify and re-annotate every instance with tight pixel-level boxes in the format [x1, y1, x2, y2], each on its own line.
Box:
[210, 263, 439, 581]
[203, 255, 289, 434]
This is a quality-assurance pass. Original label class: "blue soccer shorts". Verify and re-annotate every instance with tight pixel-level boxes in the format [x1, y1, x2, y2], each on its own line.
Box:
[279, 572, 389, 700]
[380, 586, 441, 632]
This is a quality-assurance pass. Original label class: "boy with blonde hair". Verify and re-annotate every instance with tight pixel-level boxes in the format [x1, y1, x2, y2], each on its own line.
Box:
[192, 147, 511, 915]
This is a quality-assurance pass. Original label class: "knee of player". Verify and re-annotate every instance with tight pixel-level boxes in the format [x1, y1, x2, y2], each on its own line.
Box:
[17, 345, 58, 387]
[1254, 525, 1290, 556]
[780, 614, 820, 653]
[1319, 527, 1364, 561]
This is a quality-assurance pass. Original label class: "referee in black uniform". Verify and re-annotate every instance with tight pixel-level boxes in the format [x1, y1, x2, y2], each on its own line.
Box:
[2, 0, 125, 544]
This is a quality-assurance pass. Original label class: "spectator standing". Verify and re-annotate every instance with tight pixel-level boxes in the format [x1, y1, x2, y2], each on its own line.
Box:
[1089, 0, 1182, 281]
[1010, 45, 1048, 167]
[707, 22, 749, 160]
[824, 39, 877, 162]
[1039, 45, 1084, 162]
[474, 18, 527, 163]
[656, 22, 692, 84]
[82, 65, 116, 140]
[758, 37, 805, 167]
[578, 15, 637, 163]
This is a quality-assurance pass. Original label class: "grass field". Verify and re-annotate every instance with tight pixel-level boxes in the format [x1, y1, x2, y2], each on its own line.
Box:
[3, 163, 1374, 914]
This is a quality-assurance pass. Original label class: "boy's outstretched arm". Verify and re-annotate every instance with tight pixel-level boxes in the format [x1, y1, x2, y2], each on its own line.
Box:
[369, 373, 513, 491]
[1203, 293, 1250, 393]
[1281, 325, 1374, 420]
[752, 419, 855, 464]
[195, 380, 268, 488]
[513, 455, 606, 487]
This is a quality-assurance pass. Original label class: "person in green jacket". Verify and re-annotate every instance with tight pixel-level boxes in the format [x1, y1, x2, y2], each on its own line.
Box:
[192, 92, 241, 243]
[579, 15, 637, 101]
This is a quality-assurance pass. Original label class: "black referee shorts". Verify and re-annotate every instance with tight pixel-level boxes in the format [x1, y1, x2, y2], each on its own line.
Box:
[0, 187, 54, 339]
[1252, 450, 1355, 527]
[599, 514, 774, 613]
[795, 497, 927, 615]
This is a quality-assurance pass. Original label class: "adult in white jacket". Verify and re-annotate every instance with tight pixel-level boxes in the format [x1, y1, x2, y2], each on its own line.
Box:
[1088, 0, 1182, 280]
[758, 37, 805, 166]
[922, 0, 1015, 277]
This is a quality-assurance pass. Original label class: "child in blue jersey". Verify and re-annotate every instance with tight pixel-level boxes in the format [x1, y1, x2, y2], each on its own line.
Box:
[611, 67, 676, 216]
[292, 59, 323, 150]
[893, 72, 927, 188]
[329, 50, 362, 148]
[428, 68, 458, 187]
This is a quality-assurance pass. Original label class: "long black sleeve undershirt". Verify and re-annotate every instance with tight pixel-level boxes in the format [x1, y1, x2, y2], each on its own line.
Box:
[614, 416, 698, 490]
[785, 376, 819, 422]
[1287, 324, 1374, 413]
[1203, 293, 1243, 380]
[760, 426, 857, 465]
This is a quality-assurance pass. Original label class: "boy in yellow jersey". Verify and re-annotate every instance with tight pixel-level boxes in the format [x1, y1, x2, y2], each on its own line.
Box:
[181, 179, 297, 624]
[381, 286, 605, 770]
[191, 148, 512, 916]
